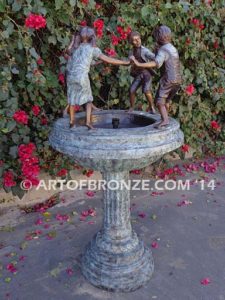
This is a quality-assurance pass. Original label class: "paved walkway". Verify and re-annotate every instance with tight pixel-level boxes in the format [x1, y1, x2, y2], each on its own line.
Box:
[0, 158, 225, 300]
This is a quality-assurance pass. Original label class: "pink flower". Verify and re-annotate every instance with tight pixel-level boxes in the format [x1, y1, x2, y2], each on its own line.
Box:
[58, 73, 65, 85]
[81, 210, 89, 217]
[80, 20, 87, 26]
[93, 19, 104, 30]
[111, 35, 120, 46]
[185, 84, 195, 96]
[35, 218, 43, 225]
[88, 208, 96, 216]
[37, 57, 43, 65]
[105, 48, 116, 57]
[56, 214, 69, 221]
[3, 171, 16, 187]
[81, 0, 89, 4]
[19, 256, 26, 261]
[93, 19, 104, 39]
[41, 116, 48, 125]
[66, 268, 74, 276]
[213, 40, 219, 49]
[201, 278, 211, 285]
[211, 120, 221, 130]
[151, 242, 159, 249]
[191, 18, 200, 26]
[95, 3, 101, 9]
[85, 169, 94, 177]
[6, 263, 17, 273]
[25, 14, 46, 30]
[181, 144, 190, 153]
[13, 110, 29, 125]
[32, 105, 41, 116]
[130, 169, 141, 175]
[138, 212, 146, 218]
[86, 191, 95, 197]
[177, 200, 192, 207]
[186, 37, 191, 45]
[57, 169, 68, 177]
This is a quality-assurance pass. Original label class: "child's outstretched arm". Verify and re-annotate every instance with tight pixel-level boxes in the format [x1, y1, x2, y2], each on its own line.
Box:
[99, 54, 130, 66]
[130, 56, 157, 68]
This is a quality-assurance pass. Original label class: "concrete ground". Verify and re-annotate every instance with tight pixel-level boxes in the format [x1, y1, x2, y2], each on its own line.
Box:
[0, 158, 225, 300]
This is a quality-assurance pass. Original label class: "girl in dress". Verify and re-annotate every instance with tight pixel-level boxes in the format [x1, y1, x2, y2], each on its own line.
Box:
[66, 26, 129, 129]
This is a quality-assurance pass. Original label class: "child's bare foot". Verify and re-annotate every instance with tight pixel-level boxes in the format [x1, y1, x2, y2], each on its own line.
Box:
[154, 121, 169, 129]
[69, 121, 76, 129]
[126, 108, 134, 113]
[92, 104, 102, 111]
[85, 123, 95, 130]
[149, 107, 157, 114]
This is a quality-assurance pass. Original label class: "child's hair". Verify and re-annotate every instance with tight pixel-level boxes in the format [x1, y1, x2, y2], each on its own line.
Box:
[72, 26, 97, 50]
[127, 31, 141, 44]
[153, 25, 172, 45]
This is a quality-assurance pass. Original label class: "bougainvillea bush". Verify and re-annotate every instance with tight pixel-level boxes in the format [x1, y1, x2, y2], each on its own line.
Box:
[0, 0, 224, 196]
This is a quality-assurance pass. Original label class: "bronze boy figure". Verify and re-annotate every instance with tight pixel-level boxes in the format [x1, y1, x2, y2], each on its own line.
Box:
[130, 26, 182, 128]
[128, 31, 156, 114]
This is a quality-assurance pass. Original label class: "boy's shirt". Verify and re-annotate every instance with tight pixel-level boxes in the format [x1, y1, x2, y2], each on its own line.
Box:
[154, 43, 182, 84]
[129, 46, 156, 77]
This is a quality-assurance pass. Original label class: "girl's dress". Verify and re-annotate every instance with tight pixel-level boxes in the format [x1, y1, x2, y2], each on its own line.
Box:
[66, 43, 102, 106]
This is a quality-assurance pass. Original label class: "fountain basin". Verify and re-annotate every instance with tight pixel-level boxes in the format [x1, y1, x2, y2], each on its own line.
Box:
[49, 110, 184, 172]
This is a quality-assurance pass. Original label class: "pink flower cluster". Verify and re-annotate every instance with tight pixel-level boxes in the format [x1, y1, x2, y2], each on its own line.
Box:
[56, 168, 68, 177]
[25, 14, 46, 30]
[13, 110, 29, 125]
[58, 73, 65, 85]
[185, 84, 195, 96]
[18, 143, 40, 186]
[105, 48, 116, 57]
[80, 208, 96, 221]
[211, 120, 221, 131]
[93, 19, 104, 38]
[32, 105, 41, 116]
[3, 170, 16, 188]
[190, 18, 205, 30]
[181, 144, 190, 153]
[116, 26, 132, 40]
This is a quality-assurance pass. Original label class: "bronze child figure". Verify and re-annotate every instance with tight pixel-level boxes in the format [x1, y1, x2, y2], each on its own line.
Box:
[127, 31, 156, 114]
[130, 25, 182, 128]
[66, 26, 129, 129]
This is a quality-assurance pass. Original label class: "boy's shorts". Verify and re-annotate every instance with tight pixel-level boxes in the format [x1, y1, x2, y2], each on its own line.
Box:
[130, 72, 152, 94]
[155, 82, 180, 105]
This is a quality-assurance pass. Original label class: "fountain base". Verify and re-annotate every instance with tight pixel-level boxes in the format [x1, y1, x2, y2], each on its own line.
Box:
[82, 230, 154, 292]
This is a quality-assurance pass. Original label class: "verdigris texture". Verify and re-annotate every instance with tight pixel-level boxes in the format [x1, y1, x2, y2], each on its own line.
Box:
[49, 110, 184, 292]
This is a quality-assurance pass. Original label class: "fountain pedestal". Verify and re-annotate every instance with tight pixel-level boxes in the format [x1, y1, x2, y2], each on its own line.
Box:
[82, 171, 153, 292]
[49, 110, 183, 292]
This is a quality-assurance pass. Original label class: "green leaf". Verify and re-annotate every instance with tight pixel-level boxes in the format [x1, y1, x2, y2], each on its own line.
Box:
[48, 36, 57, 45]
[165, 3, 172, 9]
[11, 185, 26, 199]
[9, 145, 18, 158]
[12, 0, 22, 12]
[0, 0, 6, 12]
[141, 6, 149, 18]
[5, 120, 16, 133]
[55, 0, 64, 10]
[29, 47, 39, 59]
[11, 67, 19, 74]
[69, 0, 76, 6]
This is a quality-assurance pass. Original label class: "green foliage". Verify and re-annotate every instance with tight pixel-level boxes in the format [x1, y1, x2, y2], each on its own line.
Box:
[0, 0, 225, 194]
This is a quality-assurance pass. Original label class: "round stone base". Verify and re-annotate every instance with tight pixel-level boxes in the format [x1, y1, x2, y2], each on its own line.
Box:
[81, 231, 154, 292]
